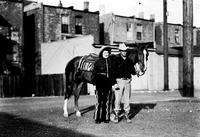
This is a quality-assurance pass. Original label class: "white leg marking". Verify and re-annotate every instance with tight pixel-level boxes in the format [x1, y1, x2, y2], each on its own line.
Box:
[63, 99, 69, 117]
[76, 110, 82, 117]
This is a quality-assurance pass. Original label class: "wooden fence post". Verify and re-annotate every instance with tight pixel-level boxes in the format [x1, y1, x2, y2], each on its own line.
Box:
[0, 75, 4, 98]
[183, 0, 194, 97]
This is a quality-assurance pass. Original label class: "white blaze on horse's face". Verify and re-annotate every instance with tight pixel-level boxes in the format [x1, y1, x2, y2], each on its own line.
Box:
[135, 63, 143, 76]
[143, 49, 147, 72]
[134, 48, 148, 77]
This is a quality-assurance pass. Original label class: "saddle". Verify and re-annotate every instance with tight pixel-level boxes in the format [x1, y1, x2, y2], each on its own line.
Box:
[78, 53, 99, 72]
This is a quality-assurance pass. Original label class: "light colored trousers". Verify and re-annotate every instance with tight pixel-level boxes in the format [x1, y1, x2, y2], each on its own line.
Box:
[114, 78, 131, 113]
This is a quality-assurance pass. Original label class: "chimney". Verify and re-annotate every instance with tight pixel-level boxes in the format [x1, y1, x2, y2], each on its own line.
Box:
[58, 0, 63, 7]
[150, 14, 155, 21]
[83, 1, 89, 11]
[138, 12, 144, 19]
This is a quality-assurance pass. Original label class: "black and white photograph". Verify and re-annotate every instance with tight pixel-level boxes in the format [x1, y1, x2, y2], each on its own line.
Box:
[0, 0, 200, 136]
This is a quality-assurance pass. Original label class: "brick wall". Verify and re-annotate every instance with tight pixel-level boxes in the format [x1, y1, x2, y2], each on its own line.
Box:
[42, 6, 100, 44]
[0, 0, 23, 69]
[0, 1, 23, 45]
[100, 13, 113, 44]
[25, 4, 100, 74]
[155, 23, 199, 47]
[100, 13, 154, 45]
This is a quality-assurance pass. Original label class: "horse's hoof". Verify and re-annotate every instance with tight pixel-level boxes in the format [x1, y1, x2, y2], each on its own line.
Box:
[63, 113, 69, 117]
[76, 111, 81, 117]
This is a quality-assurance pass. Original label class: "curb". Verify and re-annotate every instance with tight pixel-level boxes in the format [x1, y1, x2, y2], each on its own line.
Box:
[132, 89, 178, 94]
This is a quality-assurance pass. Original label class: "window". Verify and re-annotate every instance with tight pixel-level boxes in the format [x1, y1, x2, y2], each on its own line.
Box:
[175, 28, 180, 44]
[136, 23, 143, 40]
[137, 32, 142, 40]
[61, 16, 69, 33]
[126, 23, 133, 40]
[127, 23, 132, 32]
[75, 16, 83, 34]
[137, 23, 142, 31]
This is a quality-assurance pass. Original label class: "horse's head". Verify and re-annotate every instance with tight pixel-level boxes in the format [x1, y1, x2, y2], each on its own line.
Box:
[127, 45, 149, 77]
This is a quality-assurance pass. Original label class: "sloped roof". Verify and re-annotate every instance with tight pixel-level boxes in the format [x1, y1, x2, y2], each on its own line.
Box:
[0, 34, 17, 54]
[24, 0, 37, 6]
[156, 45, 200, 57]
[94, 42, 154, 49]
[0, 15, 11, 27]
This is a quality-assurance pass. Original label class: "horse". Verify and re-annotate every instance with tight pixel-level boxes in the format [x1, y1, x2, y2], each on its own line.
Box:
[63, 44, 149, 118]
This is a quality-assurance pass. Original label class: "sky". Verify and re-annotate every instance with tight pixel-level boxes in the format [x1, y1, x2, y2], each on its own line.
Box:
[35, 0, 200, 27]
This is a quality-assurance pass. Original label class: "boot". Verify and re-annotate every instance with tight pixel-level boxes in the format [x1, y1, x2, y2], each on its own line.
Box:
[112, 111, 119, 123]
[125, 112, 132, 123]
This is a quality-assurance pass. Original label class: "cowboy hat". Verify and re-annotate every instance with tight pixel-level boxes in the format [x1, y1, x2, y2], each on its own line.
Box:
[118, 43, 128, 51]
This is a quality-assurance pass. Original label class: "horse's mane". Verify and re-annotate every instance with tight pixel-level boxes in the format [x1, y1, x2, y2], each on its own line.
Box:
[127, 48, 139, 65]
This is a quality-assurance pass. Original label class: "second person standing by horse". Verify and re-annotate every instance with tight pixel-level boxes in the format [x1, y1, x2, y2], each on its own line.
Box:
[92, 46, 116, 124]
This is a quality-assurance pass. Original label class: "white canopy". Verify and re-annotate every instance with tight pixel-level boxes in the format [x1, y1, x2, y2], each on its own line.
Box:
[41, 35, 95, 74]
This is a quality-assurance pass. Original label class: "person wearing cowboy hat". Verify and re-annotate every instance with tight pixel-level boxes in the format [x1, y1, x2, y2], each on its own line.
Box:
[112, 43, 136, 123]
[93, 46, 116, 124]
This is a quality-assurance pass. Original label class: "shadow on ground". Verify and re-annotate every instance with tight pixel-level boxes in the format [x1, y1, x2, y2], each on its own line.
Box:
[81, 105, 96, 116]
[72, 103, 157, 120]
[68, 105, 96, 117]
[78, 103, 157, 122]
[0, 112, 96, 137]
[129, 103, 156, 119]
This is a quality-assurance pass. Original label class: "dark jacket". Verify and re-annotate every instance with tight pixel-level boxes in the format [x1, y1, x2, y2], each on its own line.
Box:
[93, 47, 116, 85]
[93, 57, 116, 85]
[114, 54, 136, 79]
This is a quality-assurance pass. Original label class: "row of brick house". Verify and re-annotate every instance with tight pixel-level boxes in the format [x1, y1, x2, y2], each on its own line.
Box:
[1, 0, 200, 96]
[1, 0, 200, 75]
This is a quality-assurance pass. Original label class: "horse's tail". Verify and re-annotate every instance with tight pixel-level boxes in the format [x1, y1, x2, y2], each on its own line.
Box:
[64, 56, 81, 99]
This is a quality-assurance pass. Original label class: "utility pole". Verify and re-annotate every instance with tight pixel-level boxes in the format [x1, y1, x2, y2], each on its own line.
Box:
[183, 0, 194, 97]
[111, 13, 115, 45]
[163, 0, 169, 91]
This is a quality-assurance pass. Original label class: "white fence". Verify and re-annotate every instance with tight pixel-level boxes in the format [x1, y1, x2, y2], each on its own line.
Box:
[132, 51, 200, 91]
[88, 51, 200, 94]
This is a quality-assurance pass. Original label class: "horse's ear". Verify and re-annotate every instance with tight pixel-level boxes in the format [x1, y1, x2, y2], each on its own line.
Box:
[135, 44, 142, 52]
[136, 43, 140, 49]
[140, 44, 148, 51]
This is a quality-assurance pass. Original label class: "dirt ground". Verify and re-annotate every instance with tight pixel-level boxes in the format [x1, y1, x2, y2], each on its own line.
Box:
[0, 93, 200, 137]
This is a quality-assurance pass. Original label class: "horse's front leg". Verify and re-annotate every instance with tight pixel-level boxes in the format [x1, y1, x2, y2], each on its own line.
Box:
[74, 95, 81, 117]
[74, 82, 83, 117]
[63, 98, 69, 117]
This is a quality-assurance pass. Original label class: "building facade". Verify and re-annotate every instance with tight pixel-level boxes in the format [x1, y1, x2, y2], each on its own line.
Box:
[155, 22, 200, 56]
[100, 13, 155, 45]
[24, 2, 100, 74]
[155, 22, 200, 47]
[0, 0, 24, 74]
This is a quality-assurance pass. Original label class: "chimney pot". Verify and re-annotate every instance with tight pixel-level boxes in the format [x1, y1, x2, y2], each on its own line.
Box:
[138, 12, 144, 19]
[150, 14, 155, 21]
[58, 0, 63, 7]
[83, 1, 89, 11]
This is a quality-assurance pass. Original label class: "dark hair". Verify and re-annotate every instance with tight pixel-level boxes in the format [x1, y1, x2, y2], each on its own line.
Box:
[98, 47, 111, 57]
